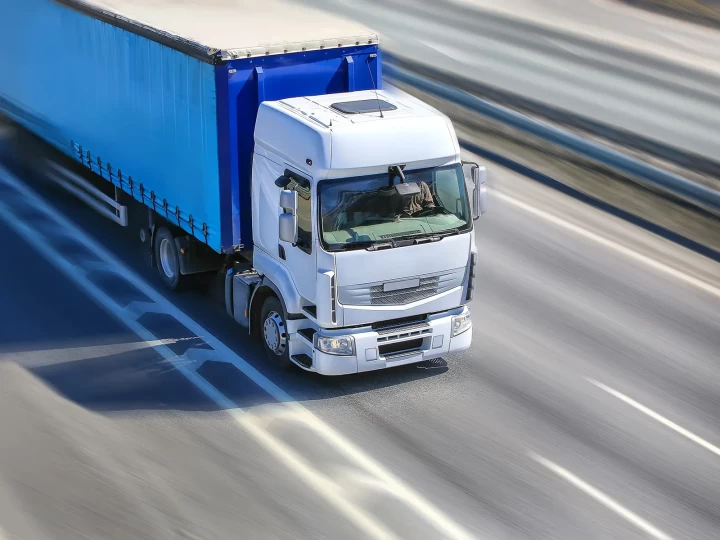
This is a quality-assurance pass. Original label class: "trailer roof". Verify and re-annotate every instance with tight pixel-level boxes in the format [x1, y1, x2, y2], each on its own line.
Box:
[55, 0, 378, 63]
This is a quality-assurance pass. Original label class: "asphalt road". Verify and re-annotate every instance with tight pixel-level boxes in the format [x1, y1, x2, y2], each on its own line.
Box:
[1, 131, 719, 539]
[297, 0, 720, 164]
[0, 175, 370, 539]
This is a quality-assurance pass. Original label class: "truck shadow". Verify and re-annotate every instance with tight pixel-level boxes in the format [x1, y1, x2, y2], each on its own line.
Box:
[0, 134, 453, 415]
[2, 339, 220, 414]
[8, 342, 451, 414]
[201, 349, 452, 412]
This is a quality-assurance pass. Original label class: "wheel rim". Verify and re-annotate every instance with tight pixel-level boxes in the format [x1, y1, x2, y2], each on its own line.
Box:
[263, 311, 287, 356]
[159, 238, 176, 279]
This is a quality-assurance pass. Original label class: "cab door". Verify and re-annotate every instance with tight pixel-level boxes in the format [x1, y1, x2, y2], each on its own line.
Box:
[278, 169, 317, 305]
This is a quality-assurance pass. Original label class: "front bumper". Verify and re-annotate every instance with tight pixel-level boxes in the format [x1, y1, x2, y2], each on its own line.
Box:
[311, 306, 472, 376]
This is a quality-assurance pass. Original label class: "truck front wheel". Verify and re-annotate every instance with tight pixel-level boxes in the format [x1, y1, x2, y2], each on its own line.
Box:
[154, 227, 189, 291]
[260, 296, 292, 369]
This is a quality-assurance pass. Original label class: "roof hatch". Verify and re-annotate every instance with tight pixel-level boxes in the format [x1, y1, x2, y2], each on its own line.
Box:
[331, 99, 398, 115]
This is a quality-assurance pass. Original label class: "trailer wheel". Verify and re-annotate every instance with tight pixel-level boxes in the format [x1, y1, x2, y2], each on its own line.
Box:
[260, 296, 292, 369]
[154, 227, 188, 291]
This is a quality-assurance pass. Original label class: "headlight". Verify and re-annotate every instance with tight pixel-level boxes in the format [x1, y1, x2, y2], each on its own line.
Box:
[316, 335, 355, 356]
[451, 312, 472, 337]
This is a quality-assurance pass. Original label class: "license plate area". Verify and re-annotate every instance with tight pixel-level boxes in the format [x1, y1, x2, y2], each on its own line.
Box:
[383, 278, 420, 292]
[379, 337, 424, 358]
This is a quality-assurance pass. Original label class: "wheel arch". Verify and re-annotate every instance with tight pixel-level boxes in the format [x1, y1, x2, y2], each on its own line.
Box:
[249, 279, 287, 341]
[151, 219, 223, 278]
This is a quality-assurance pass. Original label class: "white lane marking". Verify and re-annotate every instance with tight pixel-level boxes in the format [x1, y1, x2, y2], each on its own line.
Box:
[492, 190, 720, 300]
[587, 378, 720, 459]
[530, 453, 675, 540]
[0, 166, 476, 540]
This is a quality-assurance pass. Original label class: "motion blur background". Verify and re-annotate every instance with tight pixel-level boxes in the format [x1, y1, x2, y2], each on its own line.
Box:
[1, 0, 719, 539]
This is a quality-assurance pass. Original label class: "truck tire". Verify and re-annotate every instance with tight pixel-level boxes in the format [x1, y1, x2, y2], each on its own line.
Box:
[260, 296, 292, 369]
[154, 227, 189, 291]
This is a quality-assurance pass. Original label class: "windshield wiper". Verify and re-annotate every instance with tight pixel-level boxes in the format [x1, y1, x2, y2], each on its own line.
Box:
[327, 229, 461, 252]
[388, 228, 461, 244]
[366, 241, 395, 251]
[435, 227, 461, 237]
[326, 240, 377, 252]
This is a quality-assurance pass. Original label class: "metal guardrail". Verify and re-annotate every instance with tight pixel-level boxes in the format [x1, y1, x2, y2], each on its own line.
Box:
[46, 161, 128, 226]
[383, 62, 720, 215]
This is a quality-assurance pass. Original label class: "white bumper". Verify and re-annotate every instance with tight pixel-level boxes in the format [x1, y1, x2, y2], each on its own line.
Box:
[311, 306, 472, 376]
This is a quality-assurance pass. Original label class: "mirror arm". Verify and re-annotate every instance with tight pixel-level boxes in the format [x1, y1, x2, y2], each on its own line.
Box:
[283, 169, 310, 189]
[388, 164, 407, 185]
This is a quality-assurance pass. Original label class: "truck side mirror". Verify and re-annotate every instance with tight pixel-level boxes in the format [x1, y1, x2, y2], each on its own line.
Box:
[279, 189, 298, 244]
[463, 161, 487, 220]
[472, 165, 487, 220]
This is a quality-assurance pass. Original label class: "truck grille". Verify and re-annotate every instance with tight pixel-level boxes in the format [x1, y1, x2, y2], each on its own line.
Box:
[369, 276, 439, 305]
[337, 268, 465, 307]
[376, 322, 432, 342]
[372, 315, 427, 331]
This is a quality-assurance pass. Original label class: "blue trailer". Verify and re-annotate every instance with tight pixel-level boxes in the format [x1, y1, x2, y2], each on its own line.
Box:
[0, 0, 381, 253]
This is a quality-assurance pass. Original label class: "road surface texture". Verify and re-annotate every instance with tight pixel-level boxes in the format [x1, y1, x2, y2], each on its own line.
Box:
[1, 128, 719, 539]
[0, 183, 365, 539]
[297, 0, 720, 165]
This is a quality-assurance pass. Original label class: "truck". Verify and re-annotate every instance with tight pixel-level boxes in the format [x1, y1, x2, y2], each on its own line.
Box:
[0, 0, 487, 375]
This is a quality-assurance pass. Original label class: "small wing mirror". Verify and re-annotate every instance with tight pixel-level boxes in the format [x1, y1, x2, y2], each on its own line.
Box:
[463, 161, 487, 220]
[280, 189, 298, 214]
[279, 189, 299, 244]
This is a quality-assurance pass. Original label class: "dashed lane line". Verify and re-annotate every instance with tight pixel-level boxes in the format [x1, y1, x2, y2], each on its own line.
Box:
[588, 378, 720, 459]
[530, 453, 675, 540]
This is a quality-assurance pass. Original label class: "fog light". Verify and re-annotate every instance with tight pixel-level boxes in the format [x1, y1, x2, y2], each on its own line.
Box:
[451, 312, 472, 337]
[316, 335, 355, 356]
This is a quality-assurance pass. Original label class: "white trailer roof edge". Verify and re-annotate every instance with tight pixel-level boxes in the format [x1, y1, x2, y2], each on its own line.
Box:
[53, 0, 379, 64]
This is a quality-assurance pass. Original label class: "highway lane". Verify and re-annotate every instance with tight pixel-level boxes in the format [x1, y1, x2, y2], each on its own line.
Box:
[319, 171, 720, 538]
[297, 0, 720, 164]
[292, 162, 720, 538]
[0, 162, 375, 538]
[1, 138, 720, 538]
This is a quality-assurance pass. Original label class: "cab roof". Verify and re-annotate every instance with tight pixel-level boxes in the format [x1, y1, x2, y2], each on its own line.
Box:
[255, 89, 460, 179]
[277, 90, 441, 129]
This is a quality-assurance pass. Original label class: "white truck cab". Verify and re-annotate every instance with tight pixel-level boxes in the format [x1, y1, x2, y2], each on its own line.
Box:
[228, 88, 486, 375]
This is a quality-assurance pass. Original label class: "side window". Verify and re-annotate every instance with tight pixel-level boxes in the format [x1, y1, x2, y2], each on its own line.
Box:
[433, 168, 467, 218]
[288, 178, 312, 254]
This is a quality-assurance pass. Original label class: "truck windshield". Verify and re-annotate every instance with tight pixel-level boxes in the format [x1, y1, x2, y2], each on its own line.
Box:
[319, 164, 471, 250]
